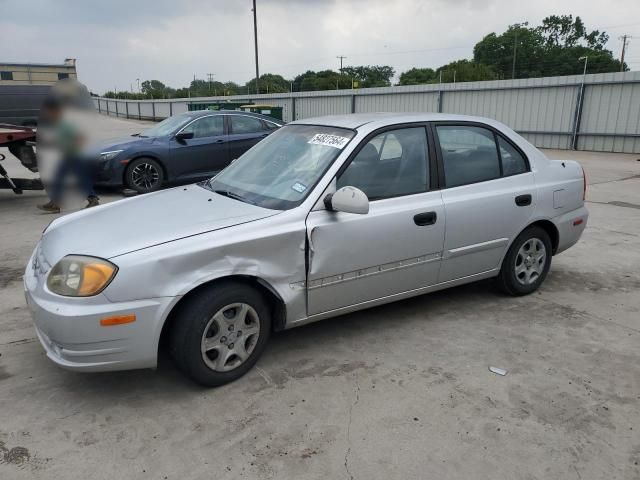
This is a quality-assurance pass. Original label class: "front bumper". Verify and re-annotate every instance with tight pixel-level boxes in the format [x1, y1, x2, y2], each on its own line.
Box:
[92, 158, 126, 187]
[24, 247, 176, 372]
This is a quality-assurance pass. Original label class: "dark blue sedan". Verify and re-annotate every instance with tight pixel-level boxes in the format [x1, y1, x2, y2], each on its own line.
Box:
[91, 110, 283, 193]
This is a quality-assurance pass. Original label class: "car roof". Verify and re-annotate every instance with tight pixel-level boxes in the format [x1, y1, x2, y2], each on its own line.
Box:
[186, 109, 282, 123]
[289, 112, 505, 130]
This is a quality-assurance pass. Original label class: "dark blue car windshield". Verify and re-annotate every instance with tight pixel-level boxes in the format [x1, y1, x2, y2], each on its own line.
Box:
[140, 114, 192, 137]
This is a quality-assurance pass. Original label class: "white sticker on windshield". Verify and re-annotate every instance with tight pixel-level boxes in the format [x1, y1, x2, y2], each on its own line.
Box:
[291, 182, 307, 193]
[308, 133, 350, 149]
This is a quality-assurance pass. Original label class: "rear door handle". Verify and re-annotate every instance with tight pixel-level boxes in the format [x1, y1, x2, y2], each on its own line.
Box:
[515, 194, 532, 206]
[414, 211, 437, 226]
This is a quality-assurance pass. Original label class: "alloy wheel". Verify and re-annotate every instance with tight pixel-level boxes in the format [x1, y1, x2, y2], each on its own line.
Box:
[131, 162, 160, 191]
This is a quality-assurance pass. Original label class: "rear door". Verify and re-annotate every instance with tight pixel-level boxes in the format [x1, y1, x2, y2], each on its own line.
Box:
[227, 115, 272, 160]
[306, 125, 445, 315]
[169, 115, 229, 180]
[433, 122, 535, 282]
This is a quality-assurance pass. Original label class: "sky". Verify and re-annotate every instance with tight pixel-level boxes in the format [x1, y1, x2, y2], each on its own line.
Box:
[1, 0, 639, 94]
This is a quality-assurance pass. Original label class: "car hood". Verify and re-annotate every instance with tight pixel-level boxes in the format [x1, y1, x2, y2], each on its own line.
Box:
[40, 185, 280, 263]
[87, 136, 159, 156]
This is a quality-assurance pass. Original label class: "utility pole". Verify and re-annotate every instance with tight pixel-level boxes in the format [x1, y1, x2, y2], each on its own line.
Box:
[619, 35, 631, 72]
[336, 55, 347, 74]
[136, 78, 140, 93]
[207, 73, 214, 95]
[252, 0, 260, 94]
[512, 29, 518, 79]
[453, 70, 456, 84]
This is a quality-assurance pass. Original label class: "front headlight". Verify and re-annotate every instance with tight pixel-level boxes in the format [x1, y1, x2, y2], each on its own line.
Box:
[47, 255, 117, 297]
[99, 150, 124, 161]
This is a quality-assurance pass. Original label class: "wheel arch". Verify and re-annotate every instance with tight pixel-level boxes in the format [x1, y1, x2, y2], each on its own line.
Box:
[157, 274, 287, 359]
[525, 219, 560, 255]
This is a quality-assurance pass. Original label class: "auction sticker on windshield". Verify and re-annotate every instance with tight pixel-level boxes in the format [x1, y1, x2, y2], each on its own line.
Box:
[308, 133, 350, 149]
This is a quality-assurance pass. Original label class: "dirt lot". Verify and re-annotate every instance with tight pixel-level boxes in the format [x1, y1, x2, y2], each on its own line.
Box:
[1, 117, 639, 479]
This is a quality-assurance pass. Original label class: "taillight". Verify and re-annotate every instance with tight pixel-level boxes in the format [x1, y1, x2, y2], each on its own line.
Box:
[581, 166, 587, 201]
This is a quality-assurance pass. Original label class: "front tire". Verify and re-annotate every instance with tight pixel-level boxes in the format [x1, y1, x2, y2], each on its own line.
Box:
[125, 157, 164, 194]
[498, 226, 552, 296]
[169, 283, 271, 387]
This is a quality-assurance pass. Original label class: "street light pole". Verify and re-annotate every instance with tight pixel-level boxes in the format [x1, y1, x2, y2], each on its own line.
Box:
[252, 0, 260, 94]
[579, 56, 588, 77]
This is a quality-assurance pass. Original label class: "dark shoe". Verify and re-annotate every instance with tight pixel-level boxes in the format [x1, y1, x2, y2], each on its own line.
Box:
[85, 196, 100, 209]
[37, 201, 61, 213]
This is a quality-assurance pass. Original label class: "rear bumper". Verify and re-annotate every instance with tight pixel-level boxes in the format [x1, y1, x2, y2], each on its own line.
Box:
[554, 205, 588, 254]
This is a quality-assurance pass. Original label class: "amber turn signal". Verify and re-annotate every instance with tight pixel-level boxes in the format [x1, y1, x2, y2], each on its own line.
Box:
[100, 314, 136, 327]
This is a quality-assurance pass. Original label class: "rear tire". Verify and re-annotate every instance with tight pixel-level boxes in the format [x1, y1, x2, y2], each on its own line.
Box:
[125, 157, 164, 194]
[169, 282, 271, 387]
[498, 226, 552, 296]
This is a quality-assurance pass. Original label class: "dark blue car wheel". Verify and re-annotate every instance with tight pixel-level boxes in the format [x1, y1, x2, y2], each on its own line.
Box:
[126, 157, 164, 194]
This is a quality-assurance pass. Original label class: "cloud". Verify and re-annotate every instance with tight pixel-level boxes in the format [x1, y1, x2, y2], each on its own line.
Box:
[1, 0, 638, 93]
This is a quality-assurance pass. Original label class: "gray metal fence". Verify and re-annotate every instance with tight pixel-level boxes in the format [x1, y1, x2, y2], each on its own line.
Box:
[94, 71, 640, 153]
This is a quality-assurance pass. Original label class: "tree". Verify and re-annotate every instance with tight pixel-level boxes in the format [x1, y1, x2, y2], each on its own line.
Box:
[436, 60, 496, 82]
[398, 68, 437, 85]
[473, 16, 624, 79]
[342, 65, 395, 88]
[244, 73, 291, 94]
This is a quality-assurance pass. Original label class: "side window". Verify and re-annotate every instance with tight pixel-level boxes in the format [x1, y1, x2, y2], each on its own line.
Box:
[498, 136, 528, 176]
[182, 116, 224, 138]
[337, 127, 429, 200]
[230, 115, 264, 134]
[436, 126, 501, 188]
[264, 121, 280, 130]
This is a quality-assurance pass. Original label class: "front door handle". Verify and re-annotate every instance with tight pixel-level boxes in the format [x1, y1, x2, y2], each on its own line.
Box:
[414, 211, 437, 226]
[515, 194, 532, 206]
[214, 139, 225, 144]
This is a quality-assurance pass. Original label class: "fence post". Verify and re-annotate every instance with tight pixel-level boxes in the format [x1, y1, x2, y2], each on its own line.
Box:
[351, 94, 356, 113]
[169, 102, 173, 116]
[152, 102, 156, 121]
[138, 102, 142, 121]
[571, 83, 586, 151]
[97, 99, 101, 114]
[115, 101, 119, 117]
[125, 101, 129, 119]
[437, 90, 443, 113]
[291, 96, 296, 121]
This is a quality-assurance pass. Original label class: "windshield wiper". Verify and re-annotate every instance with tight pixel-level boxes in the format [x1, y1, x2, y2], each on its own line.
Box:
[213, 189, 255, 205]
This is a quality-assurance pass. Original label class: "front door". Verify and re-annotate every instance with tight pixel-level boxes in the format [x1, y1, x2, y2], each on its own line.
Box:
[170, 115, 229, 180]
[433, 123, 536, 282]
[306, 126, 445, 316]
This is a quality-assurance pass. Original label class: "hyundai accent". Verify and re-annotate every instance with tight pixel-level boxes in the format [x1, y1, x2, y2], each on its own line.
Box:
[24, 113, 588, 386]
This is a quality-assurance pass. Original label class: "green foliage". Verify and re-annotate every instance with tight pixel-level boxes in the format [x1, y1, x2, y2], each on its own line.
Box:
[398, 68, 437, 85]
[473, 16, 623, 79]
[436, 60, 497, 82]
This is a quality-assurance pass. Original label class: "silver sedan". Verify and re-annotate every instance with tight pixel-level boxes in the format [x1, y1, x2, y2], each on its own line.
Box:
[24, 113, 588, 386]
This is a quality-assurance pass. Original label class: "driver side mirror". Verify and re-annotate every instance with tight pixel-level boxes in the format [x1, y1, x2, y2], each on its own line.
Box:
[175, 131, 194, 142]
[324, 186, 369, 214]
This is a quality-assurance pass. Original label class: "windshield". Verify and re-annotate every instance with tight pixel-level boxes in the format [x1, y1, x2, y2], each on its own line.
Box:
[203, 124, 355, 210]
[140, 113, 192, 137]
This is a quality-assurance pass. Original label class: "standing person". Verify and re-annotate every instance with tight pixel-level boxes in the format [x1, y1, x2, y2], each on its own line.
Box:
[37, 98, 99, 213]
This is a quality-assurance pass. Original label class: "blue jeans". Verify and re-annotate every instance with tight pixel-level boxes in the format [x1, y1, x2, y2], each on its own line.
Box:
[50, 156, 97, 203]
